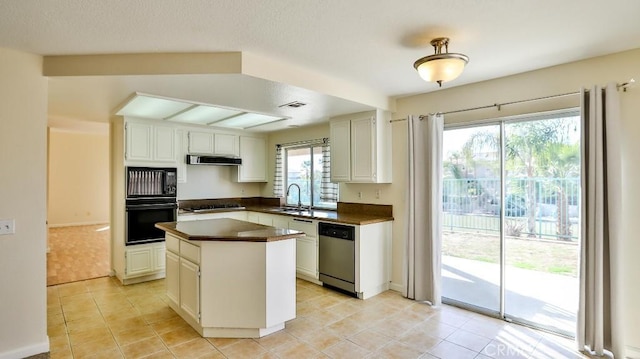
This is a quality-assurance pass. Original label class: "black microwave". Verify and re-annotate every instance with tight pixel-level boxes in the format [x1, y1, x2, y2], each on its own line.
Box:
[126, 167, 177, 198]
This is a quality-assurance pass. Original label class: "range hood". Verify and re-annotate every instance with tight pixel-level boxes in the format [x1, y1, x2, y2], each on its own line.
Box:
[186, 154, 242, 166]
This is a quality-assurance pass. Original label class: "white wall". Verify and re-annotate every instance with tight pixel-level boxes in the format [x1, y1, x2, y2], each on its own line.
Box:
[177, 165, 263, 200]
[48, 129, 109, 226]
[0, 48, 49, 358]
[350, 48, 640, 355]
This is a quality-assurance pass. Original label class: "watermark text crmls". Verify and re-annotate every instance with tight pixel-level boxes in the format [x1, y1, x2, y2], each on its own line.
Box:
[484, 342, 531, 357]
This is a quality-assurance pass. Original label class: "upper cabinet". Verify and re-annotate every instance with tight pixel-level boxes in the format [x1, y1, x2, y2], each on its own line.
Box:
[187, 131, 240, 156]
[214, 133, 240, 156]
[329, 120, 351, 182]
[175, 129, 188, 183]
[125, 120, 176, 164]
[188, 131, 215, 154]
[329, 109, 392, 183]
[236, 136, 267, 182]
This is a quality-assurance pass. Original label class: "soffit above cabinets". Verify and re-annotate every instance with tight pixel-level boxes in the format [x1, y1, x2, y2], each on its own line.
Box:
[115, 93, 288, 130]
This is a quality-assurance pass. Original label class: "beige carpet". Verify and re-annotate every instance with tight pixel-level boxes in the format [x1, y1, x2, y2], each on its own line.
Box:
[47, 224, 111, 286]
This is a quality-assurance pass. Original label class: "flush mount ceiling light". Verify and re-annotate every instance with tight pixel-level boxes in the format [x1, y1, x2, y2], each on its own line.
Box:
[413, 37, 469, 87]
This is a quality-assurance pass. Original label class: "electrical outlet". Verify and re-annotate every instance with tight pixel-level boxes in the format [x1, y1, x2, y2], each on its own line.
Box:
[241, 188, 245, 195]
[375, 189, 381, 199]
[358, 191, 362, 199]
[0, 219, 15, 235]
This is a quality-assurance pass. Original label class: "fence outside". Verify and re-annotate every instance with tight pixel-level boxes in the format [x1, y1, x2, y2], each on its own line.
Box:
[443, 177, 580, 241]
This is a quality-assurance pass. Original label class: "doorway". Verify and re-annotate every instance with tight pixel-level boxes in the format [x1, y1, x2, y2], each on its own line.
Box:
[441, 110, 581, 336]
[47, 121, 111, 286]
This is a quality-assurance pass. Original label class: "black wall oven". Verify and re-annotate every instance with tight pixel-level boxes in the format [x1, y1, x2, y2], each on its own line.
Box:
[125, 167, 177, 245]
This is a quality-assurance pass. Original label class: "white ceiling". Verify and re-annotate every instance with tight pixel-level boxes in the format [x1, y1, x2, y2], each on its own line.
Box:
[2, 0, 640, 132]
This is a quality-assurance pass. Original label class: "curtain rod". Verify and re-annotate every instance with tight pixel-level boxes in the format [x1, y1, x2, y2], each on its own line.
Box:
[276, 137, 328, 148]
[390, 79, 634, 123]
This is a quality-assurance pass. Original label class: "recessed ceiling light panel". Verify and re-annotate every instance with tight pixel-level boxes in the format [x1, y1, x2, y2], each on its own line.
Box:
[116, 95, 193, 119]
[168, 106, 241, 125]
[114, 93, 287, 130]
[214, 113, 285, 129]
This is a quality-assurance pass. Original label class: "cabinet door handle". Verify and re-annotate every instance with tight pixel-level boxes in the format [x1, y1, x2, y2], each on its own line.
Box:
[293, 218, 313, 223]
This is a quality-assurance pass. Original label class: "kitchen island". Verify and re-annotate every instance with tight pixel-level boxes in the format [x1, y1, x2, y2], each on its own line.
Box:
[155, 218, 304, 338]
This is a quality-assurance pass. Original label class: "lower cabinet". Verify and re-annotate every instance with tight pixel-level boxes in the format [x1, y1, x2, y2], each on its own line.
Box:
[180, 258, 200, 324]
[166, 251, 180, 306]
[296, 236, 317, 279]
[165, 233, 201, 325]
[125, 242, 165, 277]
[288, 218, 319, 281]
[177, 211, 248, 222]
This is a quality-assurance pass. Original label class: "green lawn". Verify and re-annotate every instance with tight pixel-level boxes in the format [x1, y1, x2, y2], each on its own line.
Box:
[442, 231, 579, 277]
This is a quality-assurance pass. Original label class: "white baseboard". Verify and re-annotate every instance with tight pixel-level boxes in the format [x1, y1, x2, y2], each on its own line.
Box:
[48, 221, 109, 228]
[0, 339, 49, 359]
[389, 281, 403, 293]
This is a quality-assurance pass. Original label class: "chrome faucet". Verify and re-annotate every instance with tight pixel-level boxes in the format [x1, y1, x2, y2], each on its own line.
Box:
[286, 183, 303, 209]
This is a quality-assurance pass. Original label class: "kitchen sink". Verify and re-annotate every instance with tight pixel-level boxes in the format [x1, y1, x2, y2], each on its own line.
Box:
[267, 208, 332, 219]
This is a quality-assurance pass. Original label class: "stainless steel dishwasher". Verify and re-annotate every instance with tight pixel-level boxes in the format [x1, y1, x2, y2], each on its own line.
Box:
[318, 222, 356, 295]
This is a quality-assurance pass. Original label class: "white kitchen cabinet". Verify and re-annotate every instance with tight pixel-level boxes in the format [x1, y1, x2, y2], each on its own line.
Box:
[125, 120, 177, 164]
[214, 133, 240, 156]
[354, 221, 392, 299]
[178, 211, 248, 222]
[272, 216, 289, 229]
[236, 136, 267, 182]
[245, 212, 319, 281]
[329, 120, 351, 182]
[329, 109, 392, 183]
[188, 131, 214, 154]
[351, 117, 376, 182]
[246, 212, 260, 224]
[154, 125, 176, 162]
[188, 131, 240, 157]
[258, 213, 274, 226]
[153, 244, 166, 271]
[125, 246, 153, 276]
[166, 251, 180, 307]
[166, 234, 200, 324]
[296, 237, 317, 279]
[289, 218, 319, 281]
[125, 122, 153, 161]
[165, 234, 200, 323]
[125, 242, 166, 278]
[180, 258, 200, 324]
[176, 129, 188, 183]
[163, 231, 296, 338]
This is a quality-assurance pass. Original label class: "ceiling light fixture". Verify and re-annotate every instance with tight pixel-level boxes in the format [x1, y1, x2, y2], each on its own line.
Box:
[413, 37, 469, 87]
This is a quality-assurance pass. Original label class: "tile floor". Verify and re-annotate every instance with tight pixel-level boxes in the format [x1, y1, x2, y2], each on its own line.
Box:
[47, 277, 590, 359]
[47, 225, 111, 286]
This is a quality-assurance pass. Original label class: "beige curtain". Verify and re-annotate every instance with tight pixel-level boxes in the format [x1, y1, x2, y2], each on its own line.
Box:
[578, 83, 623, 357]
[403, 114, 443, 305]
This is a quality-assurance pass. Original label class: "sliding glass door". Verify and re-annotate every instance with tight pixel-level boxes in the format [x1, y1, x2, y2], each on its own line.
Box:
[442, 124, 501, 314]
[441, 111, 580, 336]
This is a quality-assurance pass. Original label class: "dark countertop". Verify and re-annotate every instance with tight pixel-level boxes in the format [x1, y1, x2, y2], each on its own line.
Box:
[156, 218, 304, 242]
[244, 205, 393, 225]
[177, 203, 394, 225]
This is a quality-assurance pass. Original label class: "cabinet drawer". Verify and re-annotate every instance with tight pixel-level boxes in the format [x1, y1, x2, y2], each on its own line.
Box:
[289, 219, 317, 238]
[180, 241, 200, 264]
[166, 234, 180, 254]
